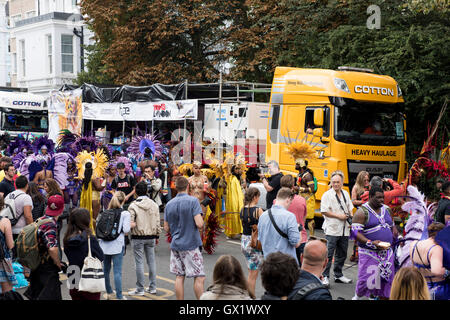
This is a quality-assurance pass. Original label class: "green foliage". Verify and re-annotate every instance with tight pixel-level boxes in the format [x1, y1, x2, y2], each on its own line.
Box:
[235, 0, 450, 164]
[78, 0, 449, 165]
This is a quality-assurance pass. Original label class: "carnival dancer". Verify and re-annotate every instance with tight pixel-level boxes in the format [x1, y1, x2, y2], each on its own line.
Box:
[101, 165, 116, 211]
[225, 165, 244, 239]
[63, 159, 79, 214]
[188, 161, 209, 215]
[285, 141, 318, 236]
[351, 186, 398, 300]
[77, 150, 108, 232]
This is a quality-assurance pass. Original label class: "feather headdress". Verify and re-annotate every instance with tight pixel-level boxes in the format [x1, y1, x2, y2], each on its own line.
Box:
[31, 135, 55, 154]
[128, 133, 163, 161]
[7, 136, 31, 155]
[397, 185, 431, 269]
[178, 163, 193, 177]
[75, 149, 108, 179]
[56, 129, 79, 154]
[285, 141, 317, 166]
[71, 135, 99, 154]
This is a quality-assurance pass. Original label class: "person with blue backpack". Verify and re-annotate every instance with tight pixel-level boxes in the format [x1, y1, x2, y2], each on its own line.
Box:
[97, 191, 130, 300]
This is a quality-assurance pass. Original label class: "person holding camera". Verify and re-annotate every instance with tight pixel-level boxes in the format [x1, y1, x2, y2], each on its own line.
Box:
[320, 170, 354, 287]
[140, 165, 162, 209]
[360, 176, 405, 205]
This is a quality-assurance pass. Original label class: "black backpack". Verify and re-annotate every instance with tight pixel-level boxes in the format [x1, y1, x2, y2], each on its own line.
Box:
[95, 208, 123, 241]
[291, 282, 326, 300]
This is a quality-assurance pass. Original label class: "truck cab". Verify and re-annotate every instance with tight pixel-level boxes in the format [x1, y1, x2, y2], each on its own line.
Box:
[266, 66, 407, 216]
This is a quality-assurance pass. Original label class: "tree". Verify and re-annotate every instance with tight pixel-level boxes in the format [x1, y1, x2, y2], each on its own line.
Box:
[79, 0, 247, 85]
[230, 0, 449, 163]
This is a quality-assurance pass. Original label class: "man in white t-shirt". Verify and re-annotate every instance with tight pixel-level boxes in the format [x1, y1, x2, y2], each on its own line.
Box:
[320, 170, 353, 287]
[8, 176, 33, 239]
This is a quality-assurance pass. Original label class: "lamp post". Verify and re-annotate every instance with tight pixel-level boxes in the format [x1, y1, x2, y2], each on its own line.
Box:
[73, 26, 84, 71]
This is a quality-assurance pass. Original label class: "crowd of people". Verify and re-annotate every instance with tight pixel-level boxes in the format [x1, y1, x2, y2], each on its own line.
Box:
[0, 133, 448, 301]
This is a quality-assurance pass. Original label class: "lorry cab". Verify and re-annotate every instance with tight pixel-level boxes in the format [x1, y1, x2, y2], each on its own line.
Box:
[266, 66, 407, 216]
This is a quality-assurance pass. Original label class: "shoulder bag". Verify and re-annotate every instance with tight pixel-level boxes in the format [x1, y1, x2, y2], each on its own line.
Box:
[248, 208, 262, 251]
[78, 235, 106, 293]
[268, 209, 289, 239]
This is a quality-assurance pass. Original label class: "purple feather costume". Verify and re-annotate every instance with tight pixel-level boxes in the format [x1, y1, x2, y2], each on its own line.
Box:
[351, 203, 395, 298]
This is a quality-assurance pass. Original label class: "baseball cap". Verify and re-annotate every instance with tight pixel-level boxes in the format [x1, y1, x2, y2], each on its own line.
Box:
[46, 195, 65, 217]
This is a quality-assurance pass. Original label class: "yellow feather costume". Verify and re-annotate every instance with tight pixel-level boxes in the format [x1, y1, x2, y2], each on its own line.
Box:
[76, 149, 108, 232]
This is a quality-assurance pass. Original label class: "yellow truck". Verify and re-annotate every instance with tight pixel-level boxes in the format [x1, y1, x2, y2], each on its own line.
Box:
[266, 66, 407, 216]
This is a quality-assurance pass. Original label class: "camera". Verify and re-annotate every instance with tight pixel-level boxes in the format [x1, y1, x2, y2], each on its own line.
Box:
[346, 215, 352, 225]
[258, 165, 268, 175]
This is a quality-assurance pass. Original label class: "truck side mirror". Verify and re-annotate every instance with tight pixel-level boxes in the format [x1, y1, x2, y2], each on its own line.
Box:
[313, 128, 323, 137]
[314, 108, 324, 127]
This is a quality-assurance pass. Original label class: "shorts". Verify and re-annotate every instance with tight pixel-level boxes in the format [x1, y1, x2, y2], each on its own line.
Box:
[170, 248, 205, 278]
[241, 235, 263, 270]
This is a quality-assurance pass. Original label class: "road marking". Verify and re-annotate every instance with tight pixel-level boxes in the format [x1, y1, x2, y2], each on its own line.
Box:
[226, 240, 241, 246]
[125, 287, 174, 300]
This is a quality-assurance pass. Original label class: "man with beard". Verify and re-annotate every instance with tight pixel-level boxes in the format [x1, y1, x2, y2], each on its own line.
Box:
[351, 186, 398, 300]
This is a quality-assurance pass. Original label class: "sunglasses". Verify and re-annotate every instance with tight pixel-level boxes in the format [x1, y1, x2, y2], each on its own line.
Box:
[308, 236, 328, 244]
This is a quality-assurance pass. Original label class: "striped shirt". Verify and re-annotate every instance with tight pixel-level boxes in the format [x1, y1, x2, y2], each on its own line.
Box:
[37, 215, 58, 251]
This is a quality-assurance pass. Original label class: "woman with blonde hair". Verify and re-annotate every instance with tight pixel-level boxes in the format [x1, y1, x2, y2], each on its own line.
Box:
[98, 191, 130, 300]
[390, 267, 430, 300]
[350, 171, 369, 262]
[351, 171, 369, 208]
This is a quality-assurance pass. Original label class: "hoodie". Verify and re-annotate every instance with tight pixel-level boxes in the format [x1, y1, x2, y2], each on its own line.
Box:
[63, 231, 104, 271]
[199, 284, 253, 300]
[128, 196, 161, 238]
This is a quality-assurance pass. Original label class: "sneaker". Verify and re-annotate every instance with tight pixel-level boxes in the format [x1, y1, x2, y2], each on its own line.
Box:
[322, 276, 330, 287]
[146, 288, 157, 294]
[128, 289, 145, 296]
[335, 275, 353, 284]
[116, 296, 128, 300]
[104, 291, 116, 300]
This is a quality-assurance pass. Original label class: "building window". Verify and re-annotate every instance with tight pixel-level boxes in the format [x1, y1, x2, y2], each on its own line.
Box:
[12, 53, 17, 74]
[61, 35, 73, 73]
[20, 40, 25, 77]
[11, 14, 22, 27]
[47, 35, 53, 74]
[26, 11, 36, 18]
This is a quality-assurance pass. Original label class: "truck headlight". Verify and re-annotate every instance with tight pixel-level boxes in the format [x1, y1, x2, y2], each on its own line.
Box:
[334, 78, 350, 93]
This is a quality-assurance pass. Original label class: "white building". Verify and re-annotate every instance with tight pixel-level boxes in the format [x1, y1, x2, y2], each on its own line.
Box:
[9, 0, 93, 96]
[0, 1, 10, 86]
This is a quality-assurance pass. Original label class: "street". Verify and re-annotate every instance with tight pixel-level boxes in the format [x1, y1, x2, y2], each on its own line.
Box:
[18, 216, 360, 301]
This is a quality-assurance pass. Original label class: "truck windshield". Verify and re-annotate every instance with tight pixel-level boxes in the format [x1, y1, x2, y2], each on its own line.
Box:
[334, 105, 404, 146]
